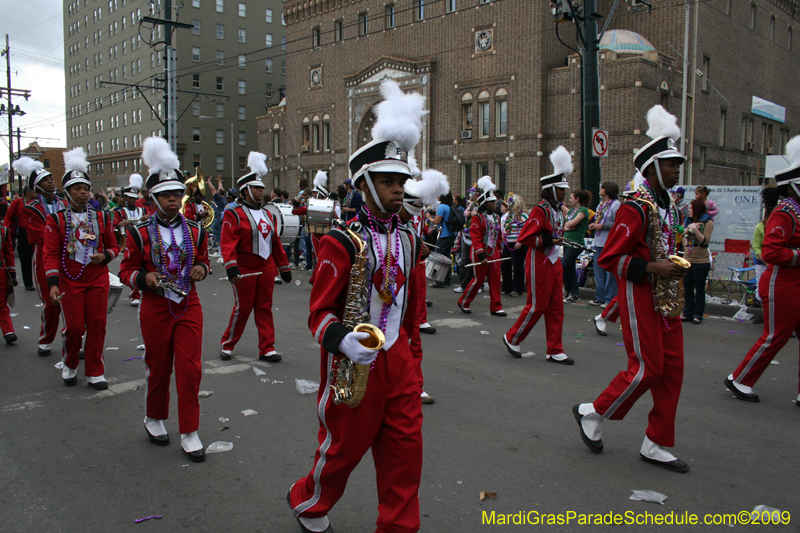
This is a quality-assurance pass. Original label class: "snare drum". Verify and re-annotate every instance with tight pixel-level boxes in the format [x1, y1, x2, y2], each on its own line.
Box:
[265, 204, 302, 246]
[108, 272, 124, 314]
[425, 252, 452, 283]
[307, 198, 336, 235]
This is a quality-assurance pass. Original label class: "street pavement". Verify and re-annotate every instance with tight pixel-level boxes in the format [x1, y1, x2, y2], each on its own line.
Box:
[0, 256, 798, 532]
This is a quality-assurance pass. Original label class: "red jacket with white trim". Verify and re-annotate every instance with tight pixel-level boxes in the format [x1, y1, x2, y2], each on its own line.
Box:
[20, 197, 66, 246]
[43, 208, 119, 287]
[469, 212, 502, 262]
[0, 226, 16, 282]
[763, 204, 800, 269]
[220, 202, 290, 280]
[135, 198, 158, 216]
[517, 200, 561, 251]
[184, 200, 208, 223]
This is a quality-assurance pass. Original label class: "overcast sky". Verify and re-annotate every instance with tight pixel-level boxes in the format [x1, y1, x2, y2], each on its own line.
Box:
[0, 0, 66, 166]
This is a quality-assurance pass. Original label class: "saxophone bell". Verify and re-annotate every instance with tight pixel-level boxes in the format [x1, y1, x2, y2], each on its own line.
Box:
[353, 323, 385, 350]
[669, 255, 691, 269]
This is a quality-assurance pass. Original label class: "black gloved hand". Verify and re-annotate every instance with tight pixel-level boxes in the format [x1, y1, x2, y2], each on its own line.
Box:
[280, 270, 292, 283]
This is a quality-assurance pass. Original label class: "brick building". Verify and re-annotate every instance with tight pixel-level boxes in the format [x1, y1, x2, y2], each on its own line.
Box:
[260, 0, 800, 202]
[11, 142, 68, 191]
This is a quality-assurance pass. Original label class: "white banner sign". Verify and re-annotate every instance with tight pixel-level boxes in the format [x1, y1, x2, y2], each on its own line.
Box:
[682, 186, 762, 251]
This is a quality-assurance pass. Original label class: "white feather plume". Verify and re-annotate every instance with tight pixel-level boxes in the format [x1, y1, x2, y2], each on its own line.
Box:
[129, 173, 143, 189]
[313, 170, 328, 188]
[11, 156, 43, 177]
[63, 147, 89, 174]
[247, 151, 268, 176]
[549, 146, 573, 175]
[142, 137, 180, 175]
[407, 150, 421, 177]
[632, 171, 646, 189]
[371, 78, 427, 153]
[417, 169, 450, 205]
[645, 105, 681, 141]
[477, 175, 496, 194]
[785, 135, 800, 168]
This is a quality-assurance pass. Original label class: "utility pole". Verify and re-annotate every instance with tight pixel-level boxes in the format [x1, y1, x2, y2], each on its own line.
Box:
[1, 35, 32, 194]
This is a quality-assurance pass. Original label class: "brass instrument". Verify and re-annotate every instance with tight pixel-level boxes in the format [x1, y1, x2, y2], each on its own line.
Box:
[562, 239, 594, 253]
[114, 217, 144, 253]
[329, 219, 385, 408]
[181, 166, 216, 229]
[634, 189, 689, 317]
[155, 277, 188, 298]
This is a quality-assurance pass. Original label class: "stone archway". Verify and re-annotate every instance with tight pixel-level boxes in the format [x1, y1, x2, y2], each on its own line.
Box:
[355, 104, 377, 149]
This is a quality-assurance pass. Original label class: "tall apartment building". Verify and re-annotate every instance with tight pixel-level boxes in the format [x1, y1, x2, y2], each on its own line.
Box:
[261, 0, 799, 202]
[63, 0, 286, 191]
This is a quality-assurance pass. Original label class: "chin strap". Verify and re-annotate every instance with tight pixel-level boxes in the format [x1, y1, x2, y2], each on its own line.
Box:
[362, 169, 389, 214]
[654, 159, 668, 191]
[791, 182, 800, 199]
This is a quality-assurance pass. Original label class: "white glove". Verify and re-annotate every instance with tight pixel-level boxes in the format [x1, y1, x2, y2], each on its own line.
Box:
[338, 331, 380, 366]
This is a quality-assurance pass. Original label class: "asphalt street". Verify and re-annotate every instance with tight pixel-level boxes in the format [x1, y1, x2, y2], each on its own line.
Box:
[0, 255, 798, 532]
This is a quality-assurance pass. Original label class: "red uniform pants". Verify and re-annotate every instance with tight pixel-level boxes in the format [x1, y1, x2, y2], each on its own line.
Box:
[59, 274, 109, 376]
[129, 288, 141, 301]
[600, 296, 620, 322]
[32, 245, 60, 345]
[0, 273, 14, 335]
[141, 292, 204, 434]
[732, 267, 800, 392]
[220, 258, 278, 355]
[505, 250, 564, 354]
[458, 260, 502, 312]
[290, 333, 423, 533]
[592, 279, 684, 447]
[409, 264, 426, 391]
[416, 260, 428, 325]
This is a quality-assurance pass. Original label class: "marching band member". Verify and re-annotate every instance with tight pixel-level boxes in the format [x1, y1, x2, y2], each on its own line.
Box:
[291, 170, 331, 261]
[13, 156, 66, 356]
[114, 173, 149, 307]
[44, 148, 118, 389]
[503, 147, 572, 365]
[592, 295, 619, 336]
[119, 137, 210, 462]
[135, 187, 158, 216]
[726, 136, 800, 405]
[288, 78, 424, 533]
[4, 186, 36, 291]
[219, 152, 292, 362]
[0, 219, 17, 344]
[574, 106, 690, 473]
[400, 165, 450, 405]
[184, 188, 208, 223]
[457, 175, 505, 316]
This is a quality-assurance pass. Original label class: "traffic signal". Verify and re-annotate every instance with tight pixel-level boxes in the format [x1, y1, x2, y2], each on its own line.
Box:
[551, 0, 573, 22]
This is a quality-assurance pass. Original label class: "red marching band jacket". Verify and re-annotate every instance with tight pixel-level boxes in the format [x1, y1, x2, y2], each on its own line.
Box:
[597, 192, 683, 285]
[21, 198, 66, 248]
[220, 203, 290, 280]
[135, 198, 158, 217]
[0, 225, 16, 281]
[43, 209, 119, 286]
[112, 206, 147, 228]
[4, 197, 26, 235]
[308, 212, 422, 356]
[469, 212, 502, 263]
[518, 200, 561, 252]
[183, 200, 207, 223]
[119, 218, 210, 296]
[762, 204, 800, 271]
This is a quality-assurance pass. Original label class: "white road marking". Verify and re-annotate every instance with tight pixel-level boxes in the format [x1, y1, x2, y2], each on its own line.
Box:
[428, 318, 483, 329]
[1, 400, 45, 412]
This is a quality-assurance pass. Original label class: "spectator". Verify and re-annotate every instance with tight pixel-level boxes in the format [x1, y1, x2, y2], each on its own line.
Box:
[280, 190, 290, 203]
[206, 175, 226, 252]
[681, 199, 714, 324]
[452, 194, 474, 293]
[561, 189, 592, 303]
[341, 179, 363, 222]
[501, 193, 527, 296]
[751, 187, 781, 322]
[671, 186, 689, 219]
[588, 181, 620, 306]
[694, 185, 719, 219]
[426, 192, 456, 288]
[270, 187, 282, 203]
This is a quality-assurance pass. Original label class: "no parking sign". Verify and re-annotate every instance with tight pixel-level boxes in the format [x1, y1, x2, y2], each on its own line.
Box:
[592, 128, 609, 158]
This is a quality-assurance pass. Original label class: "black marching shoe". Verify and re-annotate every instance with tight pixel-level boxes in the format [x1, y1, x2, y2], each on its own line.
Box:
[724, 378, 759, 402]
[491, 310, 507, 317]
[503, 335, 521, 358]
[260, 352, 282, 362]
[4, 333, 17, 345]
[78, 349, 85, 360]
[419, 324, 437, 334]
[287, 490, 335, 533]
[38, 347, 51, 357]
[458, 304, 471, 314]
[145, 426, 170, 446]
[220, 351, 232, 361]
[185, 449, 206, 462]
[640, 454, 689, 473]
[573, 404, 603, 453]
[63, 375, 78, 387]
[88, 380, 108, 390]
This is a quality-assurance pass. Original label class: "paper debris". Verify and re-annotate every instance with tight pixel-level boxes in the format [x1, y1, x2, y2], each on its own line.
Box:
[751, 505, 781, 522]
[198, 390, 214, 398]
[295, 280, 301, 286]
[770, 360, 780, 365]
[629, 490, 667, 505]
[136, 344, 145, 350]
[10, 313, 18, 317]
[480, 331, 490, 335]
[206, 441, 233, 453]
[252, 366, 267, 376]
[241, 409, 258, 416]
[219, 417, 229, 423]
[521, 351, 536, 357]
[106, 347, 119, 351]
[34, 303, 43, 308]
[23, 326, 30, 330]
[296, 379, 320, 394]
[479, 491, 497, 501]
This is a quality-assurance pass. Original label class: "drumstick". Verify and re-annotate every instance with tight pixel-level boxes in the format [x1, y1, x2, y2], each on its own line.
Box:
[219, 272, 264, 281]
[464, 257, 511, 268]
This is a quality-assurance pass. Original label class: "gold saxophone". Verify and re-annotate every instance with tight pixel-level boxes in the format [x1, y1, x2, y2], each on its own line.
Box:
[329, 219, 385, 408]
[634, 189, 690, 318]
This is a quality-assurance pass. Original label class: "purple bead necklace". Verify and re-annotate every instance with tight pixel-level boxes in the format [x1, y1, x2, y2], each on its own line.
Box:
[61, 205, 93, 281]
[781, 197, 800, 219]
[150, 213, 195, 318]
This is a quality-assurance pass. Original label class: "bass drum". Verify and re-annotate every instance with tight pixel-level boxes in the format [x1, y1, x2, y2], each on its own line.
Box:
[265, 203, 302, 246]
[306, 198, 336, 235]
[108, 272, 124, 314]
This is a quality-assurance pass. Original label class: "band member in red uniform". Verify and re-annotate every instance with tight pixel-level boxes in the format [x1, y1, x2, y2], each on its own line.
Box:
[727, 135, 800, 405]
[292, 170, 331, 258]
[114, 173, 148, 307]
[503, 147, 572, 364]
[0, 221, 17, 344]
[574, 105, 690, 473]
[183, 188, 208, 223]
[592, 295, 620, 336]
[220, 152, 291, 362]
[458, 175, 504, 316]
[401, 166, 449, 405]
[135, 187, 158, 216]
[288, 78, 424, 533]
[4, 186, 36, 291]
[13, 156, 66, 356]
[44, 148, 118, 389]
[119, 137, 210, 462]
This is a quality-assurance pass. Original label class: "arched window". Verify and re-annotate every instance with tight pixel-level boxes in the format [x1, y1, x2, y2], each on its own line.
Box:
[322, 113, 331, 152]
[302, 116, 310, 148]
[312, 115, 321, 152]
[273, 123, 281, 157]
[461, 92, 473, 133]
[495, 88, 508, 137]
[477, 90, 490, 138]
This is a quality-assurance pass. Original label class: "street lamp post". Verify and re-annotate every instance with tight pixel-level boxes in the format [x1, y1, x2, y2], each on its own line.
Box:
[199, 115, 234, 189]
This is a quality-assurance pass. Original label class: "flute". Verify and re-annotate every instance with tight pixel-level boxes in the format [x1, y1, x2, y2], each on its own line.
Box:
[464, 257, 511, 268]
[155, 278, 188, 297]
[219, 272, 264, 281]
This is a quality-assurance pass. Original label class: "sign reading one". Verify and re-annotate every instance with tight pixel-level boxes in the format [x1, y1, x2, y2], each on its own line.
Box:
[592, 128, 609, 158]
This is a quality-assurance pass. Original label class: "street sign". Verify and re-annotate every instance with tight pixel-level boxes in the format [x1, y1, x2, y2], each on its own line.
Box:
[592, 128, 609, 158]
